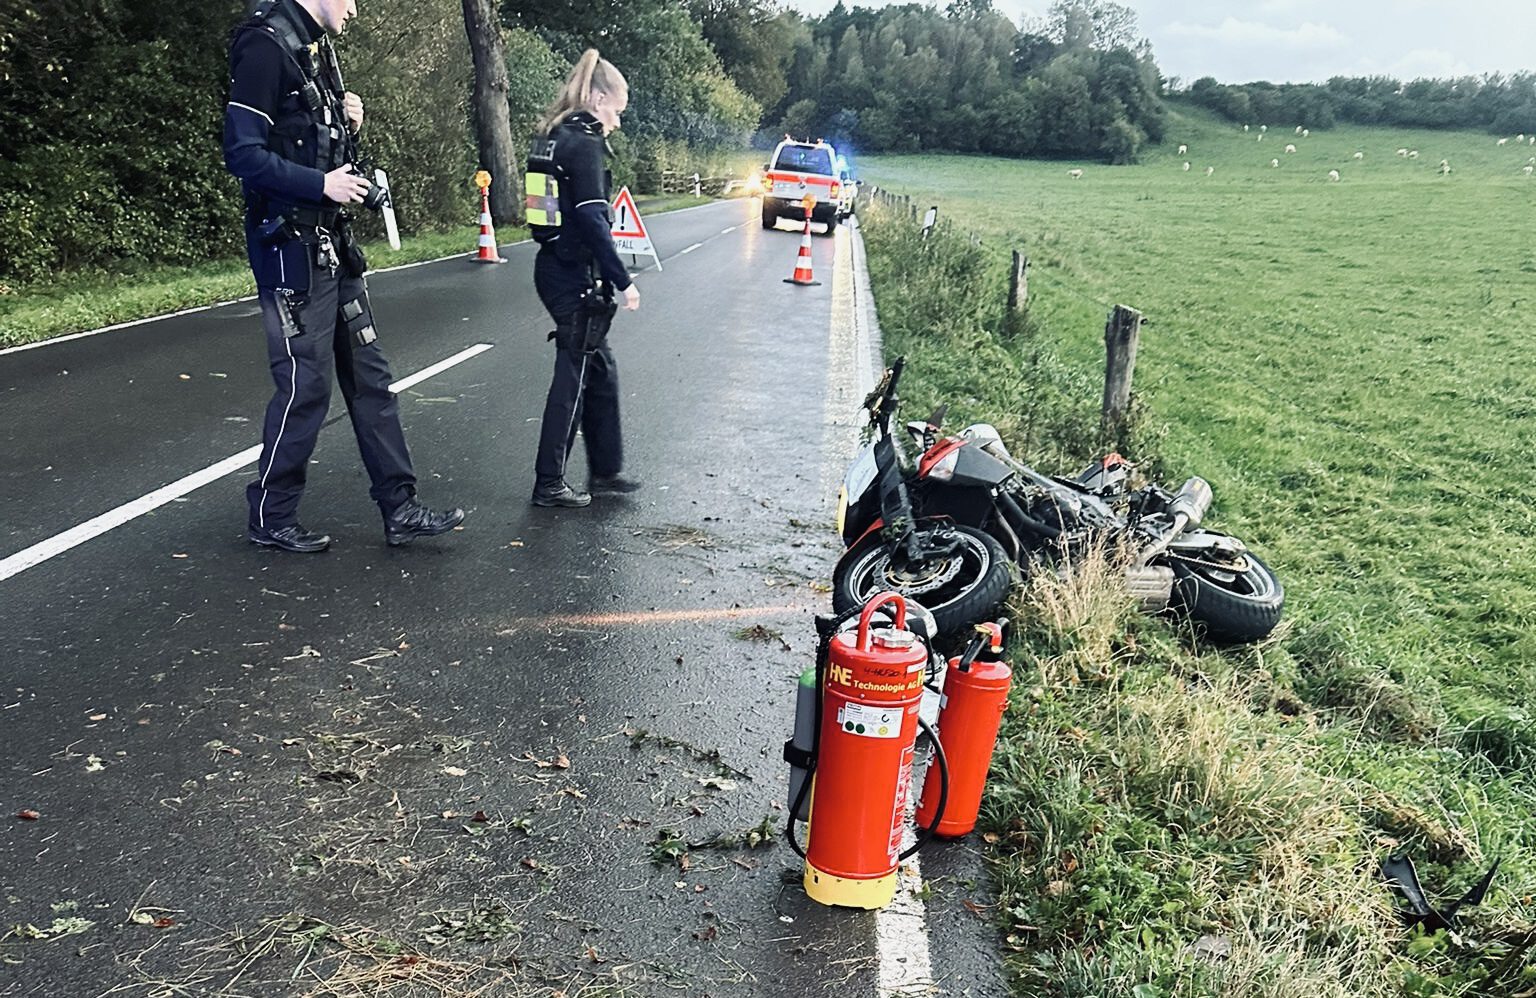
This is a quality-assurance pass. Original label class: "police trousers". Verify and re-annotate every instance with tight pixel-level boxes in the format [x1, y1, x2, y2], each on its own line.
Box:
[248, 263, 416, 528]
[533, 248, 623, 491]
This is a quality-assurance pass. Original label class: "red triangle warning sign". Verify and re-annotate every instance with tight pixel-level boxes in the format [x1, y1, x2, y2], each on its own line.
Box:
[609, 186, 660, 269]
[610, 186, 648, 239]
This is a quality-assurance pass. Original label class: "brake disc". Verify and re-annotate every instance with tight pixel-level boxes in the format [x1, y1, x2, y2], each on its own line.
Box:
[880, 551, 964, 595]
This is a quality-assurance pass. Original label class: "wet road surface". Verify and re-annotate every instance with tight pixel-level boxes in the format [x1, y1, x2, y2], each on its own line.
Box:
[0, 201, 1007, 997]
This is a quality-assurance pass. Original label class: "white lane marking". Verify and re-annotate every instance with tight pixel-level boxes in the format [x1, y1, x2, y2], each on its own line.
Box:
[0, 246, 531, 358]
[679, 242, 703, 255]
[880, 852, 936, 997]
[389, 342, 494, 393]
[840, 222, 936, 997]
[3, 200, 748, 356]
[0, 342, 495, 583]
[0, 446, 256, 583]
[0, 298, 259, 356]
[721, 226, 737, 234]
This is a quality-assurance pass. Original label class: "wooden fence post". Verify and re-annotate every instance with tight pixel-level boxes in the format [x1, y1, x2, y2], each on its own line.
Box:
[1101, 304, 1143, 431]
[1008, 251, 1029, 312]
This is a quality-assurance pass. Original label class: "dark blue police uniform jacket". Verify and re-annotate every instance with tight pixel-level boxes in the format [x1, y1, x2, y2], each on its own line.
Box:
[224, 0, 415, 528]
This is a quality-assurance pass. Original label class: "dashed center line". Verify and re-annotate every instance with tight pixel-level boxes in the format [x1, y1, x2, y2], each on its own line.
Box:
[720, 225, 737, 234]
[679, 242, 703, 255]
[0, 342, 496, 583]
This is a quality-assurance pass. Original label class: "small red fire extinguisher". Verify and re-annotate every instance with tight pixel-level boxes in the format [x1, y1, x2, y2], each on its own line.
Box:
[784, 592, 936, 909]
[915, 621, 1011, 838]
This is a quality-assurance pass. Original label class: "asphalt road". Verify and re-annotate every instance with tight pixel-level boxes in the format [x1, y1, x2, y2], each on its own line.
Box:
[0, 201, 1006, 997]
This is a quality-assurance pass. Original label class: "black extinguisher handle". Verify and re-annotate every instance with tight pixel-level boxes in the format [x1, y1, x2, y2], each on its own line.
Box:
[957, 618, 1009, 672]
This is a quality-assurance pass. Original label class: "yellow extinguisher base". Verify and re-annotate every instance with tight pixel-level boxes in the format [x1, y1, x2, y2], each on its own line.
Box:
[804, 862, 899, 910]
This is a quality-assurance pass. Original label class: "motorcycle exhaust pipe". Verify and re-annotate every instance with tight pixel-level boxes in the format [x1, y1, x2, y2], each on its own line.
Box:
[1124, 565, 1175, 612]
[1167, 477, 1213, 531]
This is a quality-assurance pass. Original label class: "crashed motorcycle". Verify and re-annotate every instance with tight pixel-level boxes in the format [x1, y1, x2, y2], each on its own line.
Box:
[832, 358, 1284, 644]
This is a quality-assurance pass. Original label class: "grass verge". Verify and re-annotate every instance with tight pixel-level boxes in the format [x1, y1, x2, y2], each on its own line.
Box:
[855, 127, 1536, 996]
[0, 194, 738, 349]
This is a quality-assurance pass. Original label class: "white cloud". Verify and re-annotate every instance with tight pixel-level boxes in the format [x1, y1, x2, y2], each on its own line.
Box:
[1162, 17, 1348, 51]
[1386, 49, 1477, 80]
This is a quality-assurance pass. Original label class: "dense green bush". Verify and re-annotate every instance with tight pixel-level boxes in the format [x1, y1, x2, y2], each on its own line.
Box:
[0, 0, 243, 283]
[0, 0, 523, 285]
[1186, 73, 1536, 134]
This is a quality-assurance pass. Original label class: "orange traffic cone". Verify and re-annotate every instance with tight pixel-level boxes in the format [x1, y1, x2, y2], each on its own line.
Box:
[472, 184, 506, 264]
[783, 217, 820, 286]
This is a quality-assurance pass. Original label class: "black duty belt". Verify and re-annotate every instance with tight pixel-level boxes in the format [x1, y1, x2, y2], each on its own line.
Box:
[284, 206, 340, 230]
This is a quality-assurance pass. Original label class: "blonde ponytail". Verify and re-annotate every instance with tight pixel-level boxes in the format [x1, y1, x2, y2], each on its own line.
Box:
[538, 49, 628, 136]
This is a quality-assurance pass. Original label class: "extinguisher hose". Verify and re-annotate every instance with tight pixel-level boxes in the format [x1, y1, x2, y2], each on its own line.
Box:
[786, 605, 866, 860]
[900, 714, 949, 861]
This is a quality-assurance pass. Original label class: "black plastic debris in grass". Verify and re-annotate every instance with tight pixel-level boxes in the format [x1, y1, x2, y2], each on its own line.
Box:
[1381, 853, 1501, 931]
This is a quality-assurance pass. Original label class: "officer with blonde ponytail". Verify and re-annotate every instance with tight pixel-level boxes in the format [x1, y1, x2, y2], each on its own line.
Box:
[524, 50, 641, 508]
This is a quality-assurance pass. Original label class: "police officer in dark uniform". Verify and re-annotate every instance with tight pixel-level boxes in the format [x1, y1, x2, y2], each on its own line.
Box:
[524, 49, 642, 508]
[224, 0, 464, 551]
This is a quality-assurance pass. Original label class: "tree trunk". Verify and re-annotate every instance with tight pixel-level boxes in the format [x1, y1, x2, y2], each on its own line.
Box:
[460, 0, 520, 225]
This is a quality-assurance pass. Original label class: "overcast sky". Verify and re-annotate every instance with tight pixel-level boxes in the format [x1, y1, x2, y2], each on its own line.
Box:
[785, 0, 1536, 84]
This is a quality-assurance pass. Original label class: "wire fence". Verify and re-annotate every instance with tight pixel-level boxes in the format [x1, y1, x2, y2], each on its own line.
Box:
[855, 182, 1536, 530]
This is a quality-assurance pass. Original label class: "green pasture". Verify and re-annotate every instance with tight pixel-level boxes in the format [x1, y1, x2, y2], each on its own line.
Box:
[858, 104, 1535, 996]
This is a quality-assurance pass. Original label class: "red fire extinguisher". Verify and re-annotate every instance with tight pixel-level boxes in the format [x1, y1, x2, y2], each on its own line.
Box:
[785, 592, 943, 909]
[915, 621, 1012, 838]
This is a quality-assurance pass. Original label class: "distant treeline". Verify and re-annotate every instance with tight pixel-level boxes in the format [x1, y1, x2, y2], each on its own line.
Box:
[768, 0, 1165, 162]
[1185, 74, 1536, 134]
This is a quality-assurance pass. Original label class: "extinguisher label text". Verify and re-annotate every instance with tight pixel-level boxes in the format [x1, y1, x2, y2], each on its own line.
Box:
[836, 701, 902, 739]
[828, 664, 924, 696]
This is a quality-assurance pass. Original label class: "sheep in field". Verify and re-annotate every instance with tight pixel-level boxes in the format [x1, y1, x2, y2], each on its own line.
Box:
[1205, 166, 1214, 176]
[1408, 150, 1419, 159]
[1285, 143, 1297, 153]
[1303, 129, 1310, 138]
[1529, 136, 1534, 145]
[1067, 169, 1084, 179]
[1244, 124, 1250, 132]
[1328, 170, 1341, 182]
[1353, 151, 1365, 160]
[1271, 158, 1280, 168]
[1257, 134, 1264, 142]
[1520, 134, 1527, 141]
[1439, 160, 1452, 175]
[1182, 161, 1191, 171]
[1178, 144, 1188, 155]
[1295, 126, 1303, 135]
[1525, 165, 1534, 176]
[1396, 148, 1409, 156]
[1498, 137, 1509, 145]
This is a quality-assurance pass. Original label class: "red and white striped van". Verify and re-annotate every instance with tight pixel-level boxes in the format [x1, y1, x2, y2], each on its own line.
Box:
[760, 137, 843, 233]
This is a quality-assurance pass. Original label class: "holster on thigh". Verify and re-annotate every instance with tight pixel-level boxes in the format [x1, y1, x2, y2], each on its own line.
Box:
[340, 287, 377, 347]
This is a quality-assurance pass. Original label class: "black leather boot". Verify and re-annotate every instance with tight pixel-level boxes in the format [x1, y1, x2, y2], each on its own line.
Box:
[248, 523, 331, 553]
[383, 498, 466, 546]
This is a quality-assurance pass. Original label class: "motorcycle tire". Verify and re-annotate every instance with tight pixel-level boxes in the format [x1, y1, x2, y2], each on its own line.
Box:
[1169, 551, 1284, 644]
[833, 523, 1014, 639]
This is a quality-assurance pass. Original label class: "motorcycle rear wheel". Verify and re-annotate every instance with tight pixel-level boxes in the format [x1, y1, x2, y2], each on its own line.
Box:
[833, 523, 1013, 639]
[1169, 551, 1284, 644]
